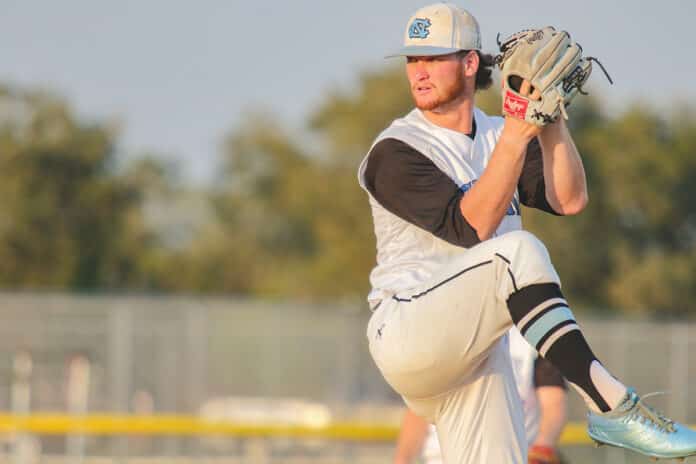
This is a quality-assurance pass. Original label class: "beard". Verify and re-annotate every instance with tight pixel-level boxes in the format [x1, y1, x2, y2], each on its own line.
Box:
[412, 71, 468, 111]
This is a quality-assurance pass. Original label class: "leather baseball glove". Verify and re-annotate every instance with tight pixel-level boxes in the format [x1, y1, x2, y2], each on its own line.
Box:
[496, 26, 612, 126]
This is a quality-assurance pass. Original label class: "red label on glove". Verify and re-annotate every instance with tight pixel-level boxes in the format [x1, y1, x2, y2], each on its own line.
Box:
[503, 90, 528, 119]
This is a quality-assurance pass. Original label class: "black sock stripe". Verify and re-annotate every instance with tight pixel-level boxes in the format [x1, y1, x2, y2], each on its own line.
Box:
[580, 382, 611, 412]
[519, 302, 569, 335]
[544, 334, 609, 412]
[534, 319, 578, 351]
[392, 260, 493, 303]
[507, 283, 564, 324]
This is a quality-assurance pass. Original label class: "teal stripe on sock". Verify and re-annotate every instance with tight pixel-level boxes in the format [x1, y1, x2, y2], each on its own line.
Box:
[523, 306, 575, 348]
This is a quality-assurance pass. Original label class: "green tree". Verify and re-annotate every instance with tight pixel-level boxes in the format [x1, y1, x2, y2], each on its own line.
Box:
[590, 107, 696, 315]
[0, 86, 157, 290]
[195, 114, 323, 296]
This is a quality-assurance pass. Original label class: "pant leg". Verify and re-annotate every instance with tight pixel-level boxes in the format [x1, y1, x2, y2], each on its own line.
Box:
[433, 338, 527, 464]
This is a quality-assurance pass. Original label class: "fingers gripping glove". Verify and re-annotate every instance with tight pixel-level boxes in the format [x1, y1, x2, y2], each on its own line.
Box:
[528, 444, 561, 464]
[496, 26, 612, 126]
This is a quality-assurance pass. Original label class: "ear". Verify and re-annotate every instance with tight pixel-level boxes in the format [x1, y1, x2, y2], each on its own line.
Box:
[463, 51, 479, 77]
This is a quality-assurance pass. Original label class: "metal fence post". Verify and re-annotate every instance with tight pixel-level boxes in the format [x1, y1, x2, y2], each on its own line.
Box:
[108, 305, 133, 462]
[66, 354, 90, 464]
[158, 314, 180, 457]
[11, 351, 34, 464]
[185, 302, 208, 456]
[669, 323, 690, 421]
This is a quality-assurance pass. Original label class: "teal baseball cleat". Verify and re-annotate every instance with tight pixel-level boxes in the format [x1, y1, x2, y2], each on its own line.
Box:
[588, 389, 696, 460]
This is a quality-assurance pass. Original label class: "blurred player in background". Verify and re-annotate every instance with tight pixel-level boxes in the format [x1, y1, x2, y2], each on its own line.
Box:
[393, 328, 567, 464]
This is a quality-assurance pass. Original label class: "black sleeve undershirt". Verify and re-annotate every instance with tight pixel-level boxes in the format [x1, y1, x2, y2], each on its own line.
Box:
[518, 138, 561, 216]
[364, 138, 480, 247]
[534, 356, 567, 389]
[363, 137, 561, 249]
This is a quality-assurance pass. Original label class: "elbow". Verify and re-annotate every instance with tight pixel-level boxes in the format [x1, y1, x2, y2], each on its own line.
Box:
[557, 191, 588, 216]
[461, 215, 494, 243]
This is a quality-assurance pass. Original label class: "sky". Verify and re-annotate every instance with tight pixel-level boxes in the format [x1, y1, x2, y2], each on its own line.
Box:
[1, 0, 692, 182]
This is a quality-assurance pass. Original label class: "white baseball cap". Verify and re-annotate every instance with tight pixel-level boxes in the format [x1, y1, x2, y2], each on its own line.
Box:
[387, 3, 481, 58]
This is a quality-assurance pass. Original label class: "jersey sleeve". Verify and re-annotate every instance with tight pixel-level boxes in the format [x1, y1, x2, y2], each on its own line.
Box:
[518, 138, 561, 215]
[534, 356, 567, 389]
[363, 138, 481, 248]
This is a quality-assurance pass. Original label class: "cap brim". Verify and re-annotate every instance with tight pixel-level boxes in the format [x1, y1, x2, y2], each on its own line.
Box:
[385, 45, 474, 59]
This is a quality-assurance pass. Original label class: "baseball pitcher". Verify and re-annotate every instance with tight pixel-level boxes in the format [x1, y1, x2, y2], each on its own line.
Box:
[358, 3, 696, 462]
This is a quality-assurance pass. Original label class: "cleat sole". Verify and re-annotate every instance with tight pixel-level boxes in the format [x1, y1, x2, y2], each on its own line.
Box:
[588, 432, 696, 460]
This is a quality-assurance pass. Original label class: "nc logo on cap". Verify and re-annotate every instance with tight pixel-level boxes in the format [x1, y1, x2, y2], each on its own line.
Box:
[408, 18, 431, 39]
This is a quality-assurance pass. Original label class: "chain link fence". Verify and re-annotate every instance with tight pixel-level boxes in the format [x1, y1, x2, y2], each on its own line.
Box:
[0, 293, 693, 463]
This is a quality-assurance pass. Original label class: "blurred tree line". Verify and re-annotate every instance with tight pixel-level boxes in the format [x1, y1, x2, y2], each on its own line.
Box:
[1, 67, 695, 316]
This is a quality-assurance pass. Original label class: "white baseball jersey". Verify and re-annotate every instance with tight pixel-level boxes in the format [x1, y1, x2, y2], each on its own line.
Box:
[357, 107, 522, 306]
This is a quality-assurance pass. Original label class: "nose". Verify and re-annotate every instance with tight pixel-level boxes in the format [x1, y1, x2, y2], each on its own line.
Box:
[410, 60, 429, 81]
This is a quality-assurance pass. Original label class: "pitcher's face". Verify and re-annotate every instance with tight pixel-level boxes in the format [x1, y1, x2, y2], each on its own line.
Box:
[406, 51, 475, 111]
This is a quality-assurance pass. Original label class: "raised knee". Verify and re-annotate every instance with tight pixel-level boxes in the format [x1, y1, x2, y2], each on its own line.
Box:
[497, 230, 559, 291]
[502, 231, 549, 259]
[505, 230, 543, 247]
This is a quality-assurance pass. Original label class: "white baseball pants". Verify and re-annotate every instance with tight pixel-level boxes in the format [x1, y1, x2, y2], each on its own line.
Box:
[367, 231, 560, 463]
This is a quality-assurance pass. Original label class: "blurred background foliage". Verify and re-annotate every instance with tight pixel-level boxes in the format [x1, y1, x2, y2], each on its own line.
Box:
[1, 66, 695, 316]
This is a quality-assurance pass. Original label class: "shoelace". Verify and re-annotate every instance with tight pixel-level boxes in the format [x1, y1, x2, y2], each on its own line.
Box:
[632, 391, 676, 434]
